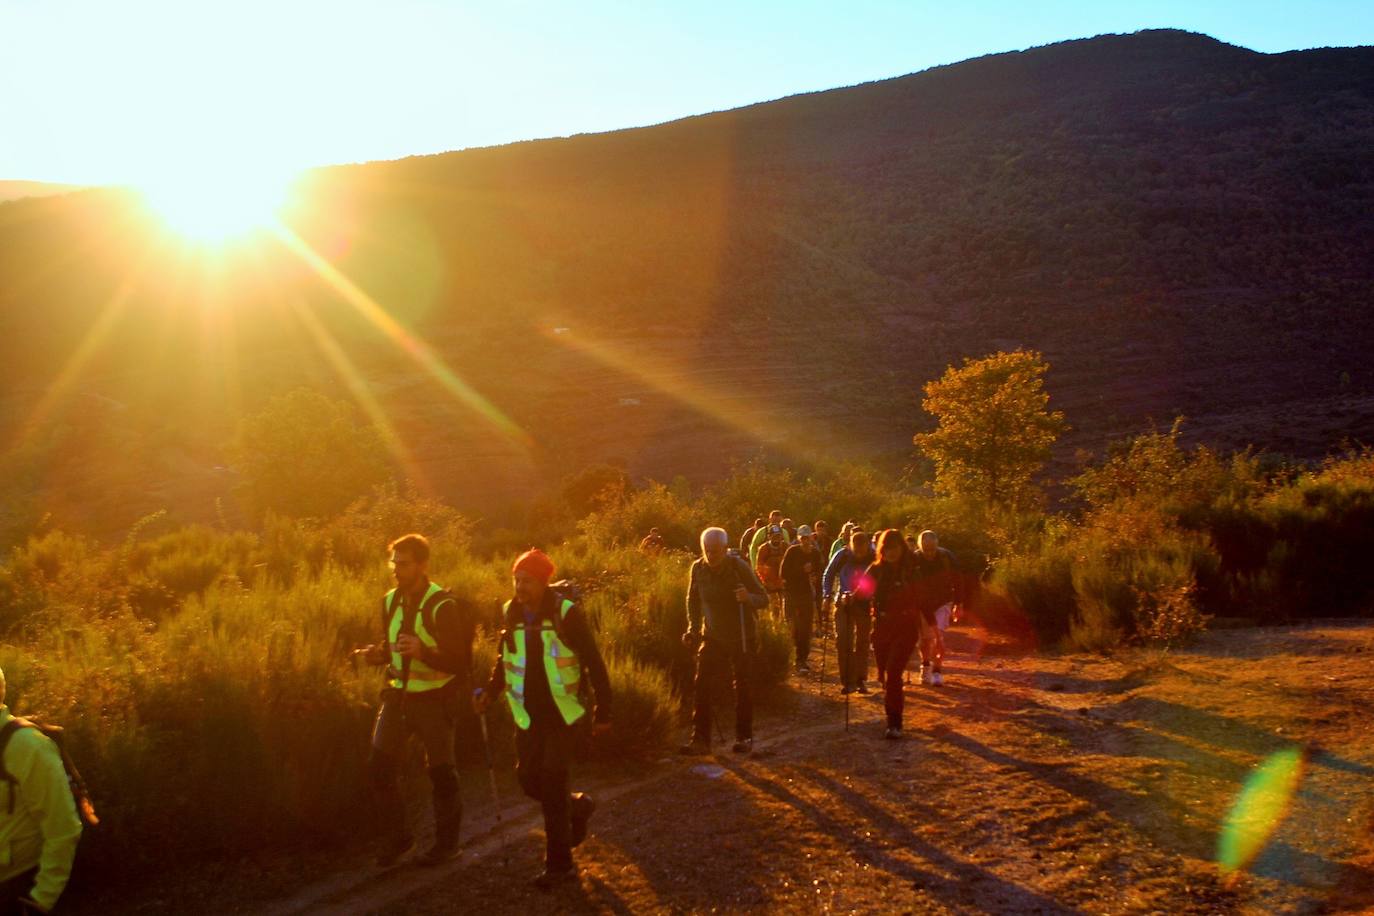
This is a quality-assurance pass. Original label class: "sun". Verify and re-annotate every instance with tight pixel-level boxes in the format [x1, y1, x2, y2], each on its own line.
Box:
[138, 165, 298, 244]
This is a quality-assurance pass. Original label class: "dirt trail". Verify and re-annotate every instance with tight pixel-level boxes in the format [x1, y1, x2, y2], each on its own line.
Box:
[117, 623, 1374, 914]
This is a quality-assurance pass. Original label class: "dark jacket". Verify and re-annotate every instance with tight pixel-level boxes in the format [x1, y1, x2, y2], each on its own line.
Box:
[686, 554, 769, 651]
[911, 547, 965, 616]
[739, 526, 759, 558]
[866, 556, 923, 622]
[487, 587, 613, 725]
[780, 542, 823, 597]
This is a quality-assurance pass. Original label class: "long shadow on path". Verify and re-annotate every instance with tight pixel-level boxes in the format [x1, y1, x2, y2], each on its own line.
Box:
[723, 756, 1084, 915]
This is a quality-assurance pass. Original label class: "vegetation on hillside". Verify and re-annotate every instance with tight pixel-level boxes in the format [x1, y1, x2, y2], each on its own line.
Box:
[2, 30, 1372, 538]
[2, 349, 1373, 894]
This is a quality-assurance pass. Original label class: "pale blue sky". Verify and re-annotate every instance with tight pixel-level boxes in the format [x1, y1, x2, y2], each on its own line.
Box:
[1, 0, 1371, 184]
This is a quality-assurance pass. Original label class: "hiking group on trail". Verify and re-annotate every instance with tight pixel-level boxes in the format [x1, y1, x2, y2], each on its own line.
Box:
[0, 514, 964, 911]
[328, 512, 966, 894]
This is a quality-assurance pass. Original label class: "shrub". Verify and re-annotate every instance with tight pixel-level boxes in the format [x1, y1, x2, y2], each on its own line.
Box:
[230, 389, 391, 520]
[914, 350, 1067, 510]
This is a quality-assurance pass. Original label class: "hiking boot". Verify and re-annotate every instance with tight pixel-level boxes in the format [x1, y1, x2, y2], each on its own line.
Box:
[840, 685, 855, 695]
[856, 682, 871, 694]
[533, 865, 578, 890]
[375, 834, 415, 868]
[418, 785, 461, 866]
[919, 665, 932, 686]
[930, 670, 944, 687]
[678, 737, 711, 756]
[884, 726, 903, 740]
[796, 663, 811, 676]
[417, 838, 460, 867]
[570, 793, 596, 848]
[732, 737, 754, 755]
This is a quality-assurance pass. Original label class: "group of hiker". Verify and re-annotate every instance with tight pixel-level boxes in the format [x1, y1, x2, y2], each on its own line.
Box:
[350, 516, 963, 891]
[340, 519, 956, 889]
[687, 510, 965, 747]
[0, 514, 965, 910]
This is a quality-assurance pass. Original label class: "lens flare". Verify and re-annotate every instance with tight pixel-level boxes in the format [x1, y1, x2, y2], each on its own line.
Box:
[1218, 746, 1307, 878]
[137, 165, 298, 244]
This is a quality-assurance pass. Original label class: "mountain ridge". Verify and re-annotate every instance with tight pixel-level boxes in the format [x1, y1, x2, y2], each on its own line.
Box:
[2, 29, 1373, 533]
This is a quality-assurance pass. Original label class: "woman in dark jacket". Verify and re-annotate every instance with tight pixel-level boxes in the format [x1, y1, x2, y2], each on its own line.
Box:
[866, 529, 922, 739]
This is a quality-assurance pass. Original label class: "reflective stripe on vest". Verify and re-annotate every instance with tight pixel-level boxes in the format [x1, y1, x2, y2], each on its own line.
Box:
[386, 582, 455, 693]
[501, 597, 586, 730]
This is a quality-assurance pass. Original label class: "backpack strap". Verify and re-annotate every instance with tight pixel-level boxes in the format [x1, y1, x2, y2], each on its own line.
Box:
[419, 589, 455, 639]
[0, 720, 22, 814]
[0, 718, 98, 826]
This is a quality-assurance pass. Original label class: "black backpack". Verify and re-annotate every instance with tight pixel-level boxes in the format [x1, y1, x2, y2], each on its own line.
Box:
[548, 579, 583, 610]
[0, 718, 99, 826]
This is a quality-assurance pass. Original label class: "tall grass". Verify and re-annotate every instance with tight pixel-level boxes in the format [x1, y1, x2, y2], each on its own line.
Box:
[4, 447, 1371, 891]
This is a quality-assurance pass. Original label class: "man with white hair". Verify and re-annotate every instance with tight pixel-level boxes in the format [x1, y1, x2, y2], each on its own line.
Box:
[0, 669, 83, 913]
[681, 527, 769, 755]
[912, 530, 965, 686]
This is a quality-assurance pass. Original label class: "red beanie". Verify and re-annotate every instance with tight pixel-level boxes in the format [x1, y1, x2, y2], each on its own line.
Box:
[512, 548, 556, 583]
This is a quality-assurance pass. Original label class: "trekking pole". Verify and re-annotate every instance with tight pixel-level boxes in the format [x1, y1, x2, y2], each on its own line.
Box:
[819, 604, 828, 684]
[476, 708, 502, 823]
[813, 626, 824, 683]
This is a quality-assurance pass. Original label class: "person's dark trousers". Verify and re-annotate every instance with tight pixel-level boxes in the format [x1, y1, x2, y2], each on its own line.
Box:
[871, 614, 919, 728]
[516, 715, 577, 872]
[368, 686, 460, 850]
[428, 764, 461, 852]
[692, 638, 754, 742]
[0, 868, 37, 916]
[783, 590, 815, 668]
[836, 598, 872, 689]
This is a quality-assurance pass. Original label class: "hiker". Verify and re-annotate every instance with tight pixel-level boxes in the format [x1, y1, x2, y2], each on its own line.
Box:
[681, 527, 769, 755]
[474, 548, 613, 889]
[638, 527, 665, 556]
[754, 526, 788, 618]
[781, 517, 797, 541]
[822, 529, 877, 694]
[912, 530, 965, 686]
[0, 668, 82, 915]
[358, 534, 476, 867]
[748, 509, 791, 568]
[780, 525, 824, 674]
[811, 521, 832, 635]
[740, 517, 764, 558]
[812, 520, 831, 552]
[830, 521, 857, 560]
[867, 529, 924, 739]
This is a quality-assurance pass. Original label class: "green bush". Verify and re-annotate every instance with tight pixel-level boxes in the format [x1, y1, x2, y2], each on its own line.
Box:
[591, 654, 677, 760]
[1, 441, 1370, 898]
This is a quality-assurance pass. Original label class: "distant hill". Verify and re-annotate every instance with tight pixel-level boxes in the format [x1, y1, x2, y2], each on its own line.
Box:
[0, 180, 84, 203]
[2, 29, 1373, 533]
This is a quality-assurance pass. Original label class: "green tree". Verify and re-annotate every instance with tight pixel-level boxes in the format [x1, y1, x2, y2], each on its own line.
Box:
[913, 350, 1066, 509]
[231, 389, 391, 519]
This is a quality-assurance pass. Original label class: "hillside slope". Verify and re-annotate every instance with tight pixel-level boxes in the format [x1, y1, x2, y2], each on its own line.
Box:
[2, 29, 1372, 529]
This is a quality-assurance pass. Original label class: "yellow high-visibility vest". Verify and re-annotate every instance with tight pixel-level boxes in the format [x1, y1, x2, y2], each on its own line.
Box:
[385, 582, 455, 693]
[501, 598, 586, 730]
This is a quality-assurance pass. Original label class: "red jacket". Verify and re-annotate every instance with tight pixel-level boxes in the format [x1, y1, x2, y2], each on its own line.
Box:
[756, 542, 785, 591]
